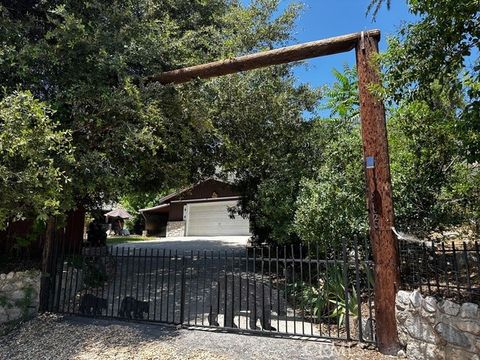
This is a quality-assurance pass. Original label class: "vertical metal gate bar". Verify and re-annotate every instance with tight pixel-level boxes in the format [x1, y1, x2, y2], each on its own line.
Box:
[283, 245, 288, 333]
[432, 242, 440, 293]
[332, 245, 340, 339]
[65, 248, 74, 314]
[117, 246, 129, 316]
[217, 251, 221, 327]
[47, 230, 59, 312]
[315, 243, 323, 337]
[245, 247, 250, 330]
[166, 249, 172, 323]
[422, 243, 431, 294]
[53, 232, 64, 312]
[463, 242, 473, 301]
[268, 246, 272, 332]
[159, 249, 166, 321]
[353, 236, 363, 341]
[110, 247, 119, 318]
[275, 246, 280, 332]
[209, 250, 214, 326]
[451, 243, 461, 296]
[202, 250, 207, 326]
[135, 249, 141, 304]
[123, 247, 131, 316]
[188, 250, 193, 325]
[94, 248, 101, 317]
[261, 247, 265, 332]
[99, 248, 107, 317]
[299, 244, 305, 335]
[253, 247, 257, 330]
[223, 250, 227, 327]
[325, 245, 331, 338]
[230, 249, 235, 329]
[342, 238, 351, 340]
[290, 244, 296, 335]
[364, 238, 375, 341]
[147, 249, 154, 320]
[72, 232, 82, 313]
[180, 253, 186, 325]
[153, 249, 160, 321]
[130, 248, 136, 309]
[237, 249, 242, 330]
[173, 250, 178, 324]
[54, 235, 66, 313]
[441, 243, 450, 297]
[117, 247, 125, 318]
[142, 248, 148, 304]
[307, 243, 314, 336]
[195, 250, 200, 325]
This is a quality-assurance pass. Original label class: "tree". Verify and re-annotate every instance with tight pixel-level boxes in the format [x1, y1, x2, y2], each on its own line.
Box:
[293, 66, 366, 249]
[0, 0, 304, 221]
[375, 0, 479, 233]
[0, 91, 74, 228]
[173, 65, 321, 244]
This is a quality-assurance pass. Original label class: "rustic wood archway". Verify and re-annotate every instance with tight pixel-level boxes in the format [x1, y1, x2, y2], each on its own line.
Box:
[144, 29, 401, 355]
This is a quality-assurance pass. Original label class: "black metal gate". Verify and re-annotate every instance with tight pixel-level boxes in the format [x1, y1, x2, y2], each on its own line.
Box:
[44, 238, 376, 343]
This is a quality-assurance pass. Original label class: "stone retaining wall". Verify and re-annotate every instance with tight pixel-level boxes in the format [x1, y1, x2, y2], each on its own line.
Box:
[396, 290, 480, 359]
[0, 270, 41, 325]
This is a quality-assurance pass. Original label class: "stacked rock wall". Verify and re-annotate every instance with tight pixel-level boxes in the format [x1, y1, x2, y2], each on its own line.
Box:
[396, 290, 480, 359]
[166, 221, 185, 237]
[0, 271, 41, 325]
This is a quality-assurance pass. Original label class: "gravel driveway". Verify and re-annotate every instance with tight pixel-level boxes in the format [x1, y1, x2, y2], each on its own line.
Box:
[0, 315, 391, 360]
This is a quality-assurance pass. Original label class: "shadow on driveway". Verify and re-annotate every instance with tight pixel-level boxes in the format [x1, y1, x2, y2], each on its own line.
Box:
[113, 236, 250, 252]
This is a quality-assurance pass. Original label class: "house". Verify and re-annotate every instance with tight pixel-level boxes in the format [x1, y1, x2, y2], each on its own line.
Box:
[140, 179, 250, 237]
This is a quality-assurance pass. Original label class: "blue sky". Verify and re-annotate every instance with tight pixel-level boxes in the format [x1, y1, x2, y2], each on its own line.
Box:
[241, 0, 416, 89]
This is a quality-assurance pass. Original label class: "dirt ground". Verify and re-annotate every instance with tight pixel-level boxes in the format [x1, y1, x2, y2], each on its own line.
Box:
[0, 314, 397, 360]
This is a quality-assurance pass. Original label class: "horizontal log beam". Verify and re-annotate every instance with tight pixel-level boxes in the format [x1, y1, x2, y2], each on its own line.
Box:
[145, 29, 380, 85]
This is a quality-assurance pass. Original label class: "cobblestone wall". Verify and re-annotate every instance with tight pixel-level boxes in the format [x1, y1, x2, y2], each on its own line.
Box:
[166, 221, 185, 237]
[0, 271, 41, 325]
[396, 290, 480, 359]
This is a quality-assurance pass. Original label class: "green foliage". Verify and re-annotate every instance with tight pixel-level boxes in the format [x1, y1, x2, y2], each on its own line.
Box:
[366, 0, 392, 20]
[68, 255, 108, 288]
[288, 266, 358, 327]
[0, 91, 74, 229]
[293, 66, 366, 249]
[119, 190, 173, 233]
[0, 0, 306, 218]
[381, 0, 479, 233]
[176, 65, 321, 244]
[388, 81, 462, 231]
[294, 119, 366, 249]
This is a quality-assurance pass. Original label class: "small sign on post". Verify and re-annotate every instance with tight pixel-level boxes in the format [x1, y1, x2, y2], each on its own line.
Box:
[366, 156, 375, 169]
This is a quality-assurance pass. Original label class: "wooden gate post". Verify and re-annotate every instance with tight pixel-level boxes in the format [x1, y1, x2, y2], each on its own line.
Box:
[39, 217, 56, 312]
[356, 33, 401, 355]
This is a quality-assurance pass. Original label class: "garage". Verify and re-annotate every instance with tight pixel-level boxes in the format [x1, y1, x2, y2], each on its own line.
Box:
[185, 200, 250, 236]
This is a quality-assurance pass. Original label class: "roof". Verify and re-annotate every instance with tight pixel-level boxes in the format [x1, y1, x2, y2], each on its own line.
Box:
[104, 208, 132, 219]
[139, 177, 235, 213]
[139, 203, 170, 213]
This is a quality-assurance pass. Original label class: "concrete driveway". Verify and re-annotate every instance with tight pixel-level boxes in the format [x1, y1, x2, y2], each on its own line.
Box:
[113, 236, 251, 252]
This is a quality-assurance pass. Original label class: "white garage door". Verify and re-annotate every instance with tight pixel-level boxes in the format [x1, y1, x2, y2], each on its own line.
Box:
[186, 200, 250, 236]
